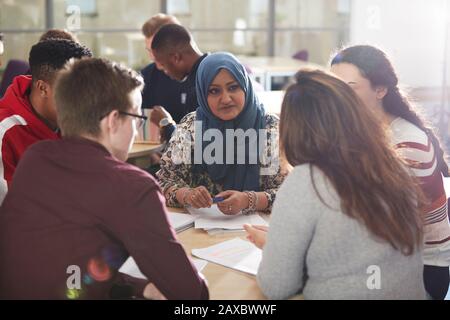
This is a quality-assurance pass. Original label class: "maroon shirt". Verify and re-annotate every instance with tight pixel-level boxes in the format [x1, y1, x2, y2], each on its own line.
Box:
[0, 138, 209, 300]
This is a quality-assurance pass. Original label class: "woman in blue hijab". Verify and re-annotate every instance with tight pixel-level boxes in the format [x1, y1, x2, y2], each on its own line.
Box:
[157, 52, 286, 214]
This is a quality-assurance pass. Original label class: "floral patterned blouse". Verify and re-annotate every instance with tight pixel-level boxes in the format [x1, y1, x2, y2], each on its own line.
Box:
[156, 112, 286, 211]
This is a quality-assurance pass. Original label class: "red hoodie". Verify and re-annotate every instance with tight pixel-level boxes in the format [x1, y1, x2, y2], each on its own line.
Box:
[0, 75, 59, 203]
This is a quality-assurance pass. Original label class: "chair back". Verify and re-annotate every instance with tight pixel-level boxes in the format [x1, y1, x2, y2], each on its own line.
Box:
[0, 59, 30, 97]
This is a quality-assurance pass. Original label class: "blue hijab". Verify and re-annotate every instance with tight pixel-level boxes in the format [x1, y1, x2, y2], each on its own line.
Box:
[195, 52, 266, 192]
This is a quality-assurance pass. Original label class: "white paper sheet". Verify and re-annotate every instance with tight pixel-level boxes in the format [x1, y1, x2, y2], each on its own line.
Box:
[167, 210, 196, 233]
[119, 257, 147, 280]
[206, 228, 246, 236]
[187, 205, 268, 230]
[118, 257, 207, 280]
[191, 238, 262, 275]
[192, 258, 208, 272]
[187, 204, 232, 217]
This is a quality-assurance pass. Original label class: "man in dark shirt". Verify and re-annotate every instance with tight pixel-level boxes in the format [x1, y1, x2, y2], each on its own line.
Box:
[151, 23, 208, 142]
[0, 58, 209, 300]
[140, 14, 187, 124]
[144, 23, 208, 176]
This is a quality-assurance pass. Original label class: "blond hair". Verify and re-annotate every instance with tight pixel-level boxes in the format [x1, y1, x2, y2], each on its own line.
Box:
[141, 13, 180, 38]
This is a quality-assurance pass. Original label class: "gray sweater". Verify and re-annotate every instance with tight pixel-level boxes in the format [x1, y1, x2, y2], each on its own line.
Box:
[257, 165, 426, 300]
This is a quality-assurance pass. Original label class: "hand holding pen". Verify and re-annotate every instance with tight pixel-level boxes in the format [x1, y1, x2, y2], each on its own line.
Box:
[184, 186, 213, 208]
[215, 190, 248, 215]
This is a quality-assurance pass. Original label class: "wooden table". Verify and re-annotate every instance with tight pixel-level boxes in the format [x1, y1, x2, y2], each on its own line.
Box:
[129, 141, 161, 159]
[178, 228, 266, 300]
[172, 208, 267, 300]
[127, 141, 161, 169]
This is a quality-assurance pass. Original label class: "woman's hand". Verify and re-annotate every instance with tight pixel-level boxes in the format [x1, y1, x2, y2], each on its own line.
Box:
[244, 224, 268, 249]
[185, 186, 213, 208]
[216, 190, 248, 215]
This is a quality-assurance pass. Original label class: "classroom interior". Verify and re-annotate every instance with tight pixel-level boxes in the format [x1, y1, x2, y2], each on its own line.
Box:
[1, 0, 450, 301]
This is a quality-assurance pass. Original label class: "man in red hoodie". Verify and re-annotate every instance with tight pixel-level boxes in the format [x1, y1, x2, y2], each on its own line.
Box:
[0, 39, 92, 203]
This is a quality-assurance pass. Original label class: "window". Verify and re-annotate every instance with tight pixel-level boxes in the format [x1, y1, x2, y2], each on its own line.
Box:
[0, 0, 46, 30]
[0, 0, 349, 72]
[53, 0, 160, 29]
[169, 0, 268, 29]
[276, 0, 350, 29]
[275, 0, 350, 64]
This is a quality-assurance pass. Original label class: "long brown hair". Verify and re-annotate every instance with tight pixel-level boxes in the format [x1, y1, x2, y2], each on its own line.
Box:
[280, 69, 423, 255]
[331, 45, 449, 177]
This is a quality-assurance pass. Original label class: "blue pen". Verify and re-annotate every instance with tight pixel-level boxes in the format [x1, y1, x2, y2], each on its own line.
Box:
[213, 197, 224, 203]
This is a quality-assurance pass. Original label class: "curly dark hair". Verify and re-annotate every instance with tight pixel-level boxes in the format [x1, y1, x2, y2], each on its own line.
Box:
[29, 39, 92, 83]
[39, 29, 77, 42]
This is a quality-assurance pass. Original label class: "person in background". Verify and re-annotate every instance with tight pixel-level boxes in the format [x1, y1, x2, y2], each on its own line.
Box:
[144, 23, 208, 176]
[39, 28, 79, 42]
[0, 58, 209, 300]
[140, 14, 182, 175]
[330, 45, 450, 300]
[248, 69, 426, 300]
[0, 33, 30, 99]
[151, 24, 208, 141]
[0, 39, 92, 204]
[141, 14, 181, 131]
[157, 52, 285, 215]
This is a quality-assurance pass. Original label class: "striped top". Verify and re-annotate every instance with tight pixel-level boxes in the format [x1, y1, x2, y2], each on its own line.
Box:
[389, 117, 450, 267]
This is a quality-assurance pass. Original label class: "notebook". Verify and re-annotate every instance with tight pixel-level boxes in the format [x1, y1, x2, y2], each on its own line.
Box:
[167, 210, 196, 233]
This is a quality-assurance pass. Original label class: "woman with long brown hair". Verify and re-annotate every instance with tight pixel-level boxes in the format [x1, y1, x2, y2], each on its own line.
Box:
[331, 45, 450, 300]
[247, 69, 426, 299]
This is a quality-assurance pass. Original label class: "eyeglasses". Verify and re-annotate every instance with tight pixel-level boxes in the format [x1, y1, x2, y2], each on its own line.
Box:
[119, 111, 148, 128]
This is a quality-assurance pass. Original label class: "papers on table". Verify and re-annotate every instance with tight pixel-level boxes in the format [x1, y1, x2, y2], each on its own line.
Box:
[187, 205, 268, 231]
[119, 257, 207, 280]
[188, 204, 235, 217]
[192, 258, 208, 272]
[119, 257, 147, 280]
[192, 238, 262, 276]
[206, 228, 246, 236]
[166, 205, 268, 237]
[167, 210, 196, 233]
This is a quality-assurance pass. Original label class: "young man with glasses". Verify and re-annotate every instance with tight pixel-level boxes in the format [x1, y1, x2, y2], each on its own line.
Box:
[0, 58, 209, 300]
[118, 110, 148, 129]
